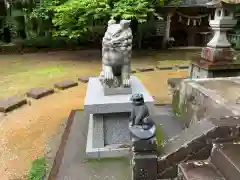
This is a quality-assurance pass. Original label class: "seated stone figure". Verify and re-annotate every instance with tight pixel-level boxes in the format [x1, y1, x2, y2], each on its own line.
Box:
[99, 19, 132, 88]
[129, 93, 156, 140]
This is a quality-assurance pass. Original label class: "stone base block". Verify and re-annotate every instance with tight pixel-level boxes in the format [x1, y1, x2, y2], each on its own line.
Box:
[132, 152, 158, 180]
[201, 47, 235, 62]
[84, 76, 154, 115]
[104, 86, 132, 96]
[86, 113, 131, 159]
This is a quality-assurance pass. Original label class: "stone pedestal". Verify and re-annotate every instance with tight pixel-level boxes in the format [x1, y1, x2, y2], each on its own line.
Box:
[84, 76, 154, 158]
[131, 138, 158, 180]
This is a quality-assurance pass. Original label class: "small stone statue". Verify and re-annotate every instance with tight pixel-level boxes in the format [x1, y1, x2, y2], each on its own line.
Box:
[99, 19, 132, 88]
[129, 93, 156, 140]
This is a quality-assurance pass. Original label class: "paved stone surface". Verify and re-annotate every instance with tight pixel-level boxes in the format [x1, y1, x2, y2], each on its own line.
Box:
[178, 161, 225, 180]
[0, 96, 27, 112]
[78, 76, 89, 83]
[56, 111, 131, 180]
[152, 105, 185, 140]
[84, 76, 154, 115]
[103, 112, 130, 145]
[26, 87, 54, 99]
[54, 80, 78, 90]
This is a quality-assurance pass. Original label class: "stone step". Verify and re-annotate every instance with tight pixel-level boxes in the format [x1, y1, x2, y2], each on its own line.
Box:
[178, 160, 225, 180]
[157, 116, 240, 179]
[211, 143, 240, 180]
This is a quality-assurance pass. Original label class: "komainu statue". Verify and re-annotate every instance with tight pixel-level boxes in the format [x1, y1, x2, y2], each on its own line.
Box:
[99, 19, 132, 88]
[129, 93, 156, 141]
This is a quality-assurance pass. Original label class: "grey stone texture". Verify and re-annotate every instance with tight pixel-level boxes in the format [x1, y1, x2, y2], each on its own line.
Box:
[54, 80, 78, 90]
[172, 77, 240, 127]
[211, 143, 240, 180]
[104, 86, 132, 96]
[26, 87, 54, 99]
[86, 113, 131, 159]
[0, 96, 27, 112]
[84, 76, 154, 116]
[132, 153, 158, 180]
[55, 111, 132, 180]
[178, 160, 225, 180]
[103, 112, 130, 145]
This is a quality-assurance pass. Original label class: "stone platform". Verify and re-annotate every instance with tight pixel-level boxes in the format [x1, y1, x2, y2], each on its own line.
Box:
[84, 76, 154, 116]
[84, 76, 154, 158]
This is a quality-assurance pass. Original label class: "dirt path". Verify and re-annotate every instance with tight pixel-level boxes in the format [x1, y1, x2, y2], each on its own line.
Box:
[0, 85, 86, 180]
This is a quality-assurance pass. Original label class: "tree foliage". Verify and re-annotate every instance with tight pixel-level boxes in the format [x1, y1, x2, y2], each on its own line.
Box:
[52, 0, 111, 38]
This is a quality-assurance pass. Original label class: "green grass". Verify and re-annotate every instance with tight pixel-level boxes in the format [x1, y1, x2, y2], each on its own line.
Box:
[156, 124, 164, 147]
[28, 157, 48, 180]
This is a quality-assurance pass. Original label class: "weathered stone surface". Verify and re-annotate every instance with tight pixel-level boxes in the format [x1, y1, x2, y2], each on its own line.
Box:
[132, 152, 158, 180]
[178, 161, 225, 180]
[172, 77, 240, 126]
[78, 76, 89, 83]
[0, 96, 27, 112]
[211, 143, 240, 180]
[156, 66, 173, 70]
[133, 139, 157, 152]
[136, 67, 155, 72]
[26, 87, 54, 99]
[167, 78, 185, 88]
[54, 80, 78, 90]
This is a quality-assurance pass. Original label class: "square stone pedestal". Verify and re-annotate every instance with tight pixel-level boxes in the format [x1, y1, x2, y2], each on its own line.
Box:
[189, 56, 240, 79]
[84, 76, 154, 158]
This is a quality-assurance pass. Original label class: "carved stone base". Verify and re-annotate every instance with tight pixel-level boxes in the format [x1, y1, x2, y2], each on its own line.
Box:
[104, 86, 132, 96]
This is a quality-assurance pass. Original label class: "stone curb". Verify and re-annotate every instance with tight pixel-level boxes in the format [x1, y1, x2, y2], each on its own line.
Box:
[46, 110, 79, 180]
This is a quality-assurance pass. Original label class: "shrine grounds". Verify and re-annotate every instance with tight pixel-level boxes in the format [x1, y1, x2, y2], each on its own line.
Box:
[0, 49, 193, 179]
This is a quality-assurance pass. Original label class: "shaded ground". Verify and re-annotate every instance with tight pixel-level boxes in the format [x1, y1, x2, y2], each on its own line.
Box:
[0, 50, 192, 179]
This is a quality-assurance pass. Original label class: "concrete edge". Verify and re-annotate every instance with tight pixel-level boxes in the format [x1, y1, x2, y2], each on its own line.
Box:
[46, 110, 78, 180]
[86, 115, 130, 159]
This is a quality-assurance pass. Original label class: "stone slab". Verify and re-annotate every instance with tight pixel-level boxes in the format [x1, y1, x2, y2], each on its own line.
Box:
[211, 143, 240, 180]
[84, 76, 154, 115]
[26, 87, 54, 99]
[104, 86, 132, 96]
[136, 67, 155, 72]
[0, 96, 27, 112]
[156, 66, 173, 70]
[54, 80, 78, 90]
[178, 161, 225, 180]
[175, 65, 189, 70]
[86, 114, 130, 159]
[103, 112, 130, 145]
[78, 76, 89, 83]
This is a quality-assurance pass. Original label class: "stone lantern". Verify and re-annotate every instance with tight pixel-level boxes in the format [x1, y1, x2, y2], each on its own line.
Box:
[189, 0, 240, 79]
